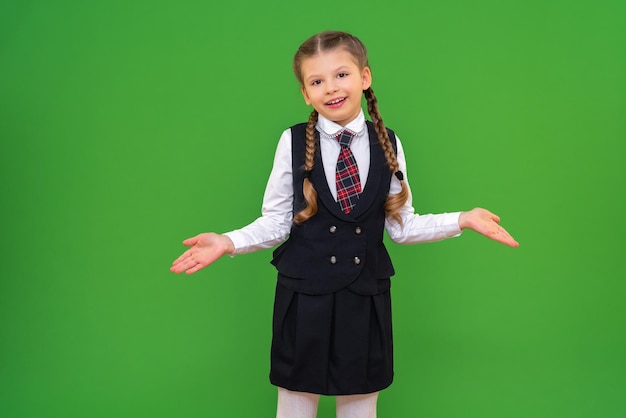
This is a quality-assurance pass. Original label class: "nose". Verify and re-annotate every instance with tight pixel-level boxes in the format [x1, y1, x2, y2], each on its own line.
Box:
[326, 80, 338, 94]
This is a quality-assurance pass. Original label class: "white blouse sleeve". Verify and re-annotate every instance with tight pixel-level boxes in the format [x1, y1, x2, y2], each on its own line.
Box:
[223, 129, 294, 254]
[385, 135, 463, 244]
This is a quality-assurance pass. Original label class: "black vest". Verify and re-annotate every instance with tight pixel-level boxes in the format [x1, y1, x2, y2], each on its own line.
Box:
[271, 121, 397, 295]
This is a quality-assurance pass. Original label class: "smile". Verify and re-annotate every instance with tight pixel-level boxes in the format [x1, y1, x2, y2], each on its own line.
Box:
[326, 97, 346, 107]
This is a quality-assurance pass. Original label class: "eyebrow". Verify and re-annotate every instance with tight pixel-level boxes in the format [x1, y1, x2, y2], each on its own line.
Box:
[304, 66, 352, 83]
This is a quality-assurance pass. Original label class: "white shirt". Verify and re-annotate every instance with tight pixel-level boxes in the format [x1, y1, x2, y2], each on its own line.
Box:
[225, 110, 462, 255]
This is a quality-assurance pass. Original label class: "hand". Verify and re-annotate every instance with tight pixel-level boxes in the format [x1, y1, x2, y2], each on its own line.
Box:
[458, 208, 519, 248]
[170, 233, 235, 275]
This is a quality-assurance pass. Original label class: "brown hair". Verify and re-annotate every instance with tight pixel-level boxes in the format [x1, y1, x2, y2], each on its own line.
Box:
[292, 31, 409, 225]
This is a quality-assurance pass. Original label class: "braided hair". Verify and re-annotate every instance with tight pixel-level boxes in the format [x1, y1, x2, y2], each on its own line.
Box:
[292, 31, 409, 225]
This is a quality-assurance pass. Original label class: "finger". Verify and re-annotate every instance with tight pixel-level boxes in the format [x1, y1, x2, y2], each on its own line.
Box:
[494, 227, 519, 247]
[182, 254, 209, 275]
[485, 210, 500, 224]
[170, 256, 192, 273]
[171, 256, 201, 274]
[182, 235, 199, 246]
[499, 235, 519, 247]
[172, 250, 192, 265]
[170, 264, 185, 274]
[185, 263, 205, 275]
[172, 248, 193, 266]
[170, 263, 186, 274]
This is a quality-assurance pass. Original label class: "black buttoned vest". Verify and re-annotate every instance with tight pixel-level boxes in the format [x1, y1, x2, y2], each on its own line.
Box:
[271, 121, 397, 295]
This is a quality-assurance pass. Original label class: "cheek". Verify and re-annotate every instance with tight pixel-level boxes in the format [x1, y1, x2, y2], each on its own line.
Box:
[301, 87, 312, 104]
[307, 88, 323, 102]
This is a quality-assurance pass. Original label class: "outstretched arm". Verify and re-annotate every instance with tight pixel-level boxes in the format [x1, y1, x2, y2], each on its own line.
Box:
[458, 208, 519, 247]
[170, 130, 295, 275]
[170, 233, 235, 275]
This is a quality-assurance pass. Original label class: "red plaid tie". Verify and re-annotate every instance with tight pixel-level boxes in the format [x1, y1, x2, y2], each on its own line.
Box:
[335, 129, 361, 214]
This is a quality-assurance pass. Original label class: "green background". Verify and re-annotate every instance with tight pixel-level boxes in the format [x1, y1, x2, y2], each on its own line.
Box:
[1, 0, 625, 417]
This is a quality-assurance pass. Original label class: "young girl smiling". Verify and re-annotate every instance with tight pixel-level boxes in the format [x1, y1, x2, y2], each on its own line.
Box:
[171, 30, 518, 418]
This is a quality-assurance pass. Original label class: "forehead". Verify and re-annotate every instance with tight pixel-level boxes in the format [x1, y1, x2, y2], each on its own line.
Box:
[300, 48, 360, 74]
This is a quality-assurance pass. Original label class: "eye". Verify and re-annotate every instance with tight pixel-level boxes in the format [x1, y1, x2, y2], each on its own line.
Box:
[337, 72, 349, 78]
[310, 79, 322, 86]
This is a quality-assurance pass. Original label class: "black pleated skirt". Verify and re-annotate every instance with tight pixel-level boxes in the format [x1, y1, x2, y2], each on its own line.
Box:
[269, 279, 394, 396]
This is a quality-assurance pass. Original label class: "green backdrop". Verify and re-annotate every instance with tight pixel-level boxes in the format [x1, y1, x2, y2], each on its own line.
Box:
[1, 0, 625, 417]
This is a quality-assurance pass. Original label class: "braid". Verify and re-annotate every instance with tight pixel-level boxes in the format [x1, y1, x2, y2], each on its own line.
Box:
[293, 110, 319, 224]
[364, 87, 409, 225]
[304, 110, 318, 171]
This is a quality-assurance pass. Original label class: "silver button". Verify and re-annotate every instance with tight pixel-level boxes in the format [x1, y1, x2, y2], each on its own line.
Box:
[329, 225, 337, 233]
[353, 257, 361, 265]
[355, 227, 362, 235]
[330, 256, 337, 264]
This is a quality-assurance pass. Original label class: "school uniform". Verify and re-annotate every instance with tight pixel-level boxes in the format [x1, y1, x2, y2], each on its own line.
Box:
[224, 110, 462, 396]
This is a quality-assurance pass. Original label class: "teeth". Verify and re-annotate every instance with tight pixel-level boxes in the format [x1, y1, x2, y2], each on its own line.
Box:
[328, 98, 344, 105]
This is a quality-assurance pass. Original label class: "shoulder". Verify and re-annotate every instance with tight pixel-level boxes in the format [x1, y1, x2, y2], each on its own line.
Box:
[366, 120, 396, 137]
[290, 122, 308, 129]
[287, 122, 312, 147]
[366, 120, 398, 149]
[278, 121, 309, 142]
[289, 122, 309, 137]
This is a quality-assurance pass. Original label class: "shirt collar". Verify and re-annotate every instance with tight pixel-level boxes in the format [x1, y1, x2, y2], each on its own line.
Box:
[317, 109, 366, 138]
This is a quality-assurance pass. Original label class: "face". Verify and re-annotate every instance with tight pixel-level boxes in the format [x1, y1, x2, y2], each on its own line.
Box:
[299, 48, 372, 127]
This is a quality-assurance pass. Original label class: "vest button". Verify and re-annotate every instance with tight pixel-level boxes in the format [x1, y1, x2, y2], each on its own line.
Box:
[330, 256, 337, 264]
[355, 227, 362, 235]
[353, 256, 361, 265]
[329, 225, 337, 233]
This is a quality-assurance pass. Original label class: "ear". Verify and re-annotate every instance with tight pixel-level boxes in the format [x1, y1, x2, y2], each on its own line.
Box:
[361, 67, 372, 90]
[301, 85, 312, 105]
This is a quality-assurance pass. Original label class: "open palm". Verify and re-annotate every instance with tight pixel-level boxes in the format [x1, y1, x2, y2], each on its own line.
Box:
[170, 233, 234, 275]
[459, 208, 519, 247]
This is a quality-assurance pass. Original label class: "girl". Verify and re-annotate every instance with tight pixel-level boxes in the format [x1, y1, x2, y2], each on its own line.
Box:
[171, 31, 518, 418]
